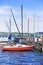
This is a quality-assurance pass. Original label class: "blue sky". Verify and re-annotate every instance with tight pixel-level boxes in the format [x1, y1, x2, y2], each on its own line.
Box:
[0, 0, 43, 10]
[0, 0, 43, 33]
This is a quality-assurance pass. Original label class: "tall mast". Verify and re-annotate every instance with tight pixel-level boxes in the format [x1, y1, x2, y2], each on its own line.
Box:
[28, 18, 29, 36]
[33, 15, 35, 43]
[5, 21, 10, 32]
[10, 9, 20, 34]
[9, 19, 11, 35]
[37, 16, 39, 38]
[21, 5, 23, 41]
[28, 18, 30, 41]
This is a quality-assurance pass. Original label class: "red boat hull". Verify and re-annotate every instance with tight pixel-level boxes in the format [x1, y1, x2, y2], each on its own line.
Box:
[2, 46, 34, 51]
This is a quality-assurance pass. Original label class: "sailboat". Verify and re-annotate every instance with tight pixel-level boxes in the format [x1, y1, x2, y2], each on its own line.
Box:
[2, 5, 34, 51]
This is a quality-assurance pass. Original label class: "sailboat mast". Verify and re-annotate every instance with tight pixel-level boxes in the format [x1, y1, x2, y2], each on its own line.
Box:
[21, 5, 23, 41]
[10, 9, 20, 34]
[33, 15, 35, 43]
[37, 16, 39, 38]
[28, 18, 29, 36]
[9, 19, 11, 35]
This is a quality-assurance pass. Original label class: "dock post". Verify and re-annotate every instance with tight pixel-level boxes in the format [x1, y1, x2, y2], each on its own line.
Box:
[37, 38, 39, 49]
[41, 36, 43, 52]
[33, 38, 35, 45]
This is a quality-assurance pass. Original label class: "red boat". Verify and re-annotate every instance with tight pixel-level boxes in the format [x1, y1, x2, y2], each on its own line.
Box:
[2, 44, 34, 51]
[2, 6, 34, 52]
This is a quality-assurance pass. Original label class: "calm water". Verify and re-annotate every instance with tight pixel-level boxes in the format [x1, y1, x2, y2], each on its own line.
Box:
[0, 50, 43, 65]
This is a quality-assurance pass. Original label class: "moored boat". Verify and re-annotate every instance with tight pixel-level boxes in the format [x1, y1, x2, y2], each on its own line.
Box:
[2, 5, 34, 52]
[2, 44, 34, 51]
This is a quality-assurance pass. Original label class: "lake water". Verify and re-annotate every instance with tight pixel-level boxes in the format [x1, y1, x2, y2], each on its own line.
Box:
[0, 50, 43, 65]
